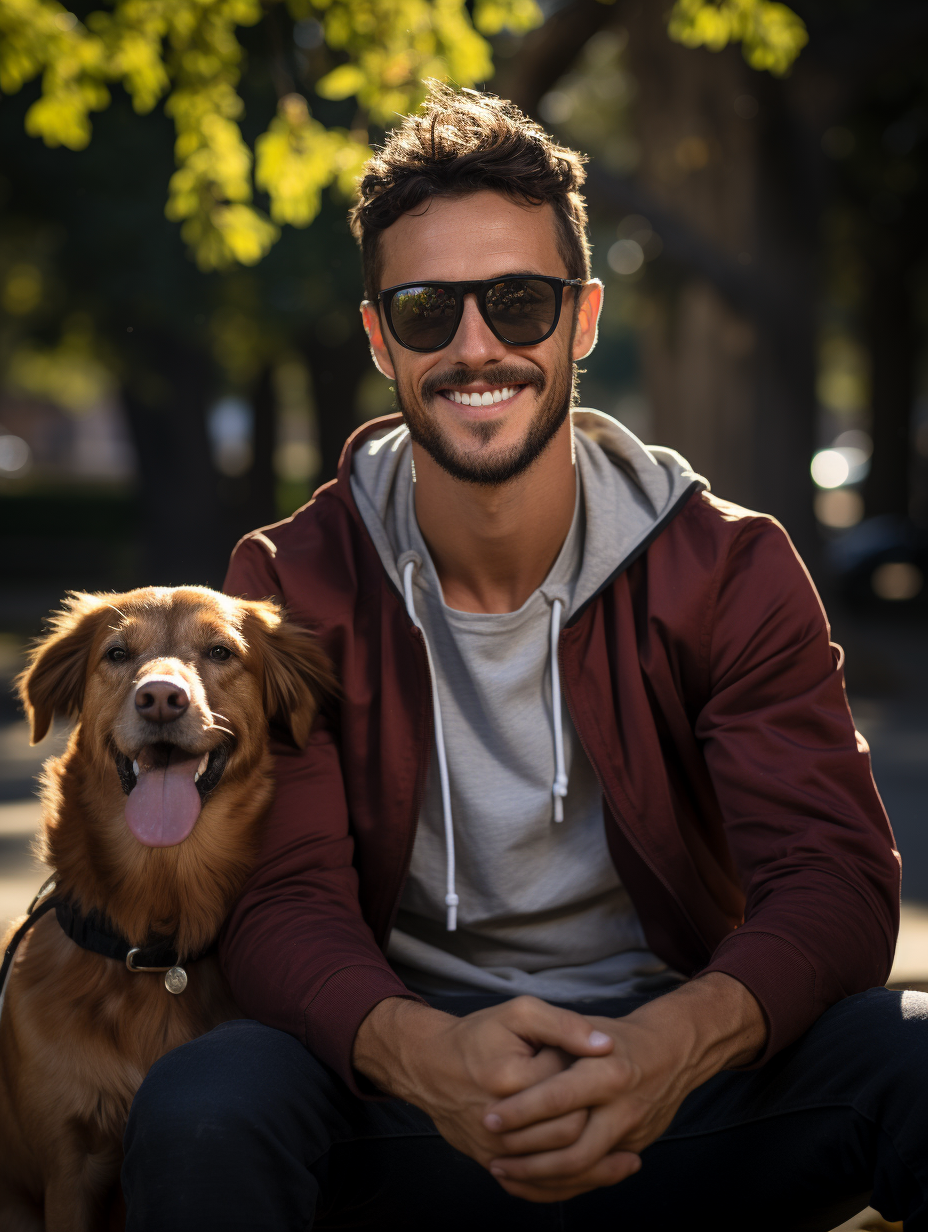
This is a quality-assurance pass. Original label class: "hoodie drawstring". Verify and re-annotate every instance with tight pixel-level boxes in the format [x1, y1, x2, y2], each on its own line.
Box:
[549, 598, 568, 822]
[403, 560, 459, 931]
[401, 562, 571, 927]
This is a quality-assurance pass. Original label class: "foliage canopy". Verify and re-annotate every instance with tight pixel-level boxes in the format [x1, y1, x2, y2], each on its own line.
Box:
[0, 0, 806, 270]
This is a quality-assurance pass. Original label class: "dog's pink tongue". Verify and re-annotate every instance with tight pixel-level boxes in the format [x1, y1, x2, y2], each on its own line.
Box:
[125, 747, 203, 847]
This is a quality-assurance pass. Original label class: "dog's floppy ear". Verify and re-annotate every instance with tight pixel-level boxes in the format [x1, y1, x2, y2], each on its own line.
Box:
[241, 602, 336, 748]
[16, 592, 111, 744]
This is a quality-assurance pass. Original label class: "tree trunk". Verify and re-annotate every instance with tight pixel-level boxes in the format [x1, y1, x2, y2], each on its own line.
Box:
[301, 326, 374, 484]
[216, 363, 279, 549]
[120, 332, 227, 588]
[862, 229, 918, 519]
[619, 3, 821, 565]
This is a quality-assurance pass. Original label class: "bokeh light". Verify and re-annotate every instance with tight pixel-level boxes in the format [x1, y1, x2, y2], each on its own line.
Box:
[607, 239, 644, 276]
[0, 435, 31, 477]
[871, 562, 924, 602]
[814, 489, 864, 528]
[811, 449, 850, 488]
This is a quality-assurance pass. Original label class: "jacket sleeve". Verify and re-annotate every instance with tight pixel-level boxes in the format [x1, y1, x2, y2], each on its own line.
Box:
[219, 534, 421, 1095]
[695, 514, 901, 1063]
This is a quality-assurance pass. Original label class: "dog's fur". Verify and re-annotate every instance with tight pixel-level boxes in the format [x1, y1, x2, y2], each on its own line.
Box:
[0, 586, 332, 1232]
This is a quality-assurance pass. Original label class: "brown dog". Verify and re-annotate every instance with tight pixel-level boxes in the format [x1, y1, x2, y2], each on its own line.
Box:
[0, 586, 332, 1232]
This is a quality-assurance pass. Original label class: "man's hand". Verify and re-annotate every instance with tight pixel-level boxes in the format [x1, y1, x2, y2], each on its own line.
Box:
[352, 994, 626, 1173]
[480, 973, 767, 1202]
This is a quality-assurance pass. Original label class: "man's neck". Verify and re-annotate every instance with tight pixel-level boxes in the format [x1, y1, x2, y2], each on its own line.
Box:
[411, 419, 576, 614]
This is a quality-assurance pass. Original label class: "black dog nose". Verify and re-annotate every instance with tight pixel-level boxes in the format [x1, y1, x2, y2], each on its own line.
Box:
[135, 679, 190, 724]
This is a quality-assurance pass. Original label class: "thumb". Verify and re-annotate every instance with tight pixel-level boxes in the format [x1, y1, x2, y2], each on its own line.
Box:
[505, 998, 614, 1059]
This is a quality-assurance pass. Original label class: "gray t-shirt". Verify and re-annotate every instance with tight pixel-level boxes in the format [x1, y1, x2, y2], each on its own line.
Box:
[351, 412, 700, 999]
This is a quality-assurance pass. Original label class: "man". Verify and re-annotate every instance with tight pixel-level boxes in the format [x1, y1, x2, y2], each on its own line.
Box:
[124, 86, 926, 1230]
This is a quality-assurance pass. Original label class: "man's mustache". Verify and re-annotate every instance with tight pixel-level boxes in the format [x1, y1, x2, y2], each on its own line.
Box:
[420, 365, 545, 401]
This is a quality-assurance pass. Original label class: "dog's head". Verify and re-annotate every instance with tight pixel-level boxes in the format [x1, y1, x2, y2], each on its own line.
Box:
[16, 587, 334, 849]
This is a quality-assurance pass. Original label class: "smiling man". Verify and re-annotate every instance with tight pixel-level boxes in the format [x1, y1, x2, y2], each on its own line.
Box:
[122, 86, 928, 1230]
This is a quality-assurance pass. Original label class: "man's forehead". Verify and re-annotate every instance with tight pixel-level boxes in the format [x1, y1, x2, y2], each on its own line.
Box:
[377, 191, 566, 287]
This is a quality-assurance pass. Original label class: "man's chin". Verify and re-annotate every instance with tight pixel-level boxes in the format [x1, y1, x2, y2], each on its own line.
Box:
[398, 388, 571, 488]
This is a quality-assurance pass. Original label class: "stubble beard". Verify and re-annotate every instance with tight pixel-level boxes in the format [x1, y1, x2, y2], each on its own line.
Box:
[395, 358, 577, 487]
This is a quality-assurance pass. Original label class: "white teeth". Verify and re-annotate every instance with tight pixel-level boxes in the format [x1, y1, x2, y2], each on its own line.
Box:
[194, 753, 209, 783]
[132, 760, 140, 777]
[448, 386, 520, 406]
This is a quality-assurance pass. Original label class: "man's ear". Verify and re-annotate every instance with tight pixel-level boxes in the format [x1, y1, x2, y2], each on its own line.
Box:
[360, 301, 396, 379]
[572, 279, 604, 362]
[242, 602, 336, 748]
[16, 592, 111, 744]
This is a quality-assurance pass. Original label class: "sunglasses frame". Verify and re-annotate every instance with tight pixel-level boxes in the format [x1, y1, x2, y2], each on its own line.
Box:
[377, 275, 585, 353]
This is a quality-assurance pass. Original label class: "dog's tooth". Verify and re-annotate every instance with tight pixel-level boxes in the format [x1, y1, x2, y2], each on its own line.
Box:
[132, 760, 140, 777]
[196, 754, 209, 779]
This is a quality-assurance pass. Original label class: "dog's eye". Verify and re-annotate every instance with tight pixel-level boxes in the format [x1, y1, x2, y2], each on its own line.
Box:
[106, 647, 128, 663]
[208, 645, 232, 662]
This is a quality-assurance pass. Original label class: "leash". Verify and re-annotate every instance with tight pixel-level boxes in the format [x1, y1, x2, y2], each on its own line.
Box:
[0, 876, 210, 1015]
[0, 876, 60, 1020]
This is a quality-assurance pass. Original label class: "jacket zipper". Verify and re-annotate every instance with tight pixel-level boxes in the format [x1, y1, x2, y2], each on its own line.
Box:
[557, 634, 712, 954]
[381, 618, 431, 947]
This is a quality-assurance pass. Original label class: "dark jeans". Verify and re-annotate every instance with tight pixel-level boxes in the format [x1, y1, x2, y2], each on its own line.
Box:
[122, 987, 928, 1231]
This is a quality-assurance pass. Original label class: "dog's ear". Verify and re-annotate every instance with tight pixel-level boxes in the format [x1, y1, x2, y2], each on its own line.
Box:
[241, 602, 336, 748]
[16, 592, 111, 744]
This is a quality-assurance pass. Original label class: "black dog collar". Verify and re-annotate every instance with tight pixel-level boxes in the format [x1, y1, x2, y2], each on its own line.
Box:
[0, 879, 211, 1004]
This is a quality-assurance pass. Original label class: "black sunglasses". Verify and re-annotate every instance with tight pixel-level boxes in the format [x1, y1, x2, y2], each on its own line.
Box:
[377, 275, 584, 353]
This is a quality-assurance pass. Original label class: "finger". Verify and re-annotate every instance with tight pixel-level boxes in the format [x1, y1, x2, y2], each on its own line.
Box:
[491, 1105, 629, 1181]
[485, 1055, 637, 1132]
[489, 1043, 572, 1101]
[494, 1108, 588, 1156]
[494, 1150, 642, 1203]
[502, 996, 614, 1060]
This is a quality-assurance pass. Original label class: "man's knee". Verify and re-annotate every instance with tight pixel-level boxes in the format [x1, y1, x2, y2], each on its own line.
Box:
[125, 1019, 336, 1160]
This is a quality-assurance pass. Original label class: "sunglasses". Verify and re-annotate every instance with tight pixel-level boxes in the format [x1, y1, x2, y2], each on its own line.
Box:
[377, 275, 585, 353]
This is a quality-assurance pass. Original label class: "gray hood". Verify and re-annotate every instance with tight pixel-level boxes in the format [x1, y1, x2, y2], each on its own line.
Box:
[350, 408, 707, 614]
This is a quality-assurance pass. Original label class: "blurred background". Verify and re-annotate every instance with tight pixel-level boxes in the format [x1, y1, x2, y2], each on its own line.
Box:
[1, 0, 926, 1005]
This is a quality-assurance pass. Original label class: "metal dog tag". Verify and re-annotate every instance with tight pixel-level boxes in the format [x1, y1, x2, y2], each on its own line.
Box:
[164, 966, 188, 995]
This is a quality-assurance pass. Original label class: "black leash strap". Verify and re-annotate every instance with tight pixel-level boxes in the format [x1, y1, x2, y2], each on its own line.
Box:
[0, 880, 58, 1003]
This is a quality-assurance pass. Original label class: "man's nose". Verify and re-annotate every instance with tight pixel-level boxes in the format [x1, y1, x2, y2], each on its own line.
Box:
[135, 677, 190, 724]
[444, 294, 504, 366]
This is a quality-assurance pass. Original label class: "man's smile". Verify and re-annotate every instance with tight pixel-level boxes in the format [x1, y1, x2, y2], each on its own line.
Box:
[437, 383, 526, 408]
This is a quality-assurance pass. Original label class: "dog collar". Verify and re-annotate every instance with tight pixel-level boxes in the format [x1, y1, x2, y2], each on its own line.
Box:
[0, 879, 212, 1003]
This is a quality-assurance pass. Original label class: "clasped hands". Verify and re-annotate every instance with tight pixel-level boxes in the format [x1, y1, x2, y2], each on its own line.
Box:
[353, 974, 765, 1204]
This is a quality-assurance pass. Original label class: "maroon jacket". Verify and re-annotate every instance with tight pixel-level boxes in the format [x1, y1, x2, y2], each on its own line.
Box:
[220, 414, 900, 1092]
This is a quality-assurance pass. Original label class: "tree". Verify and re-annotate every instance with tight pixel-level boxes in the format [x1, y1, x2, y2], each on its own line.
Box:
[0, 0, 811, 587]
[495, 0, 928, 570]
[0, 0, 540, 269]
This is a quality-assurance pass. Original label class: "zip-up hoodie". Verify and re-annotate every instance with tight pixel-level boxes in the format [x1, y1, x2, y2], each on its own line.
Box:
[220, 412, 900, 1096]
[349, 411, 703, 1000]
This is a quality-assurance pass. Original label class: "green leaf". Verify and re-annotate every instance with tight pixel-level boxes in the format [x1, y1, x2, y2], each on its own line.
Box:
[315, 62, 367, 100]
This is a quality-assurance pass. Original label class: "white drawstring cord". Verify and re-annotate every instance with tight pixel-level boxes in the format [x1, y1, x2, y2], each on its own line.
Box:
[402, 560, 459, 931]
[550, 599, 568, 822]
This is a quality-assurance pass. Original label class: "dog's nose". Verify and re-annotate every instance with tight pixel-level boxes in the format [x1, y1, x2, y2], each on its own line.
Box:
[135, 679, 190, 724]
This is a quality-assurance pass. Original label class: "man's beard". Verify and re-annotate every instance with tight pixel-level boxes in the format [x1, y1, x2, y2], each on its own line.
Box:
[395, 359, 576, 486]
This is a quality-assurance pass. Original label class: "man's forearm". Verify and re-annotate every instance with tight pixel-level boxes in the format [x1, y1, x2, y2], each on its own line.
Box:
[352, 996, 452, 1101]
[621, 970, 768, 1089]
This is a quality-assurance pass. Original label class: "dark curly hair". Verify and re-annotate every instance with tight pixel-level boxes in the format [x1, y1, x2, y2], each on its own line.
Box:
[349, 83, 591, 301]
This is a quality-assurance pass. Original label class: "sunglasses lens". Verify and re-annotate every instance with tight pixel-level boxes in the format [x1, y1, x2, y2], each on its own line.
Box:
[389, 285, 457, 350]
[485, 279, 558, 344]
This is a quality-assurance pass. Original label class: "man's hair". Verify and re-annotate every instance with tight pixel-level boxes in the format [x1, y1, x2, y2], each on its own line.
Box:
[349, 83, 591, 300]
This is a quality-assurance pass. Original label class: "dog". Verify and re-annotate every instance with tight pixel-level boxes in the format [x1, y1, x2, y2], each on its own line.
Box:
[0, 586, 333, 1232]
